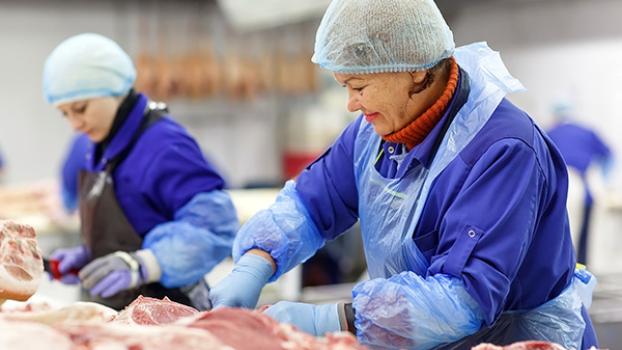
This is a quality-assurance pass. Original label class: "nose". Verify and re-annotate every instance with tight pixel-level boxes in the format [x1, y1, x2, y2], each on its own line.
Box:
[346, 91, 361, 113]
[66, 113, 85, 131]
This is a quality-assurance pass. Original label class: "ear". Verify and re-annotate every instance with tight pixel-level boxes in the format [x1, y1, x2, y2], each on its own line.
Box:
[409, 70, 428, 84]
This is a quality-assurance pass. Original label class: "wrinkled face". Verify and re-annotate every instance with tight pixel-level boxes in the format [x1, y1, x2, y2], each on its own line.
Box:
[57, 97, 120, 142]
[334, 71, 427, 136]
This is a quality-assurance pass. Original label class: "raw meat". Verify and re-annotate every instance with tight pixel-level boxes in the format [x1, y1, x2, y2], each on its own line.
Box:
[0, 319, 73, 349]
[472, 341, 567, 350]
[186, 307, 367, 350]
[64, 323, 231, 350]
[0, 299, 52, 313]
[112, 295, 198, 325]
[1, 301, 117, 325]
[0, 295, 368, 349]
[0, 220, 43, 301]
[187, 307, 291, 350]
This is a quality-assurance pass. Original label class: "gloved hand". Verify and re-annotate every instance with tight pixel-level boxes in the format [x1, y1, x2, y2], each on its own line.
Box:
[79, 250, 161, 298]
[49, 245, 90, 284]
[264, 301, 341, 336]
[209, 253, 274, 309]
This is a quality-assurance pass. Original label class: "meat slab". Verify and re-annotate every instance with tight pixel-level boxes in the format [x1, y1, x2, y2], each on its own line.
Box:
[0, 319, 73, 349]
[472, 341, 568, 350]
[112, 295, 198, 325]
[1, 301, 117, 325]
[0, 296, 368, 349]
[0, 220, 43, 301]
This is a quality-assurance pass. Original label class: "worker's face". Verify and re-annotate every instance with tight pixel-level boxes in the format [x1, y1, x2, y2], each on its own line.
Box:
[334, 71, 428, 136]
[57, 97, 120, 142]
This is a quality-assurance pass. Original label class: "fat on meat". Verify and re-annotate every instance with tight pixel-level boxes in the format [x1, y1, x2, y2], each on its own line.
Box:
[112, 295, 198, 325]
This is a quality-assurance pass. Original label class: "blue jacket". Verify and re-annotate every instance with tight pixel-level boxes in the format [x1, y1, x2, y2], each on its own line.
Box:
[60, 133, 90, 212]
[295, 78, 597, 347]
[82, 93, 238, 287]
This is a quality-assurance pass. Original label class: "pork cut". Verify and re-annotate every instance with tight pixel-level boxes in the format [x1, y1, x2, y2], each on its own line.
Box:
[186, 307, 368, 350]
[0, 295, 368, 349]
[0, 319, 73, 349]
[1, 301, 117, 325]
[112, 295, 198, 325]
[64, 323, 231, 350]
[0, 220, 43, 301]
[472, 341, 567, 350]
[186, 307, 291, 350]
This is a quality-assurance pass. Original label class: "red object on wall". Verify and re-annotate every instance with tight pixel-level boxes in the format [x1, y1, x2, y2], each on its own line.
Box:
[282, 152, 322, 180]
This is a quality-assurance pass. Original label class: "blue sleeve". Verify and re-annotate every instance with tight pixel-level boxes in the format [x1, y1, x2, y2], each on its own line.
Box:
[143, 190, 238, 288]
[233, 181, 326, 281]
[429, 138, 544, 324]
[295, 117, 361, 240]
[589, 130, 611, 160]
[60, 134, 90, 212]
[353, 273, 484, 349]
[141, 139, 226, 217]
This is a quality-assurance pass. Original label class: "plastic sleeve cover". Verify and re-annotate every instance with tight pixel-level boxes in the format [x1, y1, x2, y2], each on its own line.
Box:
[233, 181, 325, 281]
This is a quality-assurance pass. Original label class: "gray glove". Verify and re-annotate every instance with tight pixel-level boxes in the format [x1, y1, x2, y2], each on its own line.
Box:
[79, 251, 160, 298]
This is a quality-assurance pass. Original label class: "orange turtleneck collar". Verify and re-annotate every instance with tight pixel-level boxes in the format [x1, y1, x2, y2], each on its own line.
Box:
[382, 57, 459, 150]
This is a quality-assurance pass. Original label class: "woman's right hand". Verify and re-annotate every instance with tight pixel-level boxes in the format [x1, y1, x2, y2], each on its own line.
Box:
[49, 245, 90, 284]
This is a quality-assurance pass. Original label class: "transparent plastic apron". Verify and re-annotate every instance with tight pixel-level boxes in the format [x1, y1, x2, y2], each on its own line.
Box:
[354, 42, 586, 349]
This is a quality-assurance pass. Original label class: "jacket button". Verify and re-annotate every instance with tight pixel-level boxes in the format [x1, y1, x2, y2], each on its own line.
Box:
[467, 229, 476, 238]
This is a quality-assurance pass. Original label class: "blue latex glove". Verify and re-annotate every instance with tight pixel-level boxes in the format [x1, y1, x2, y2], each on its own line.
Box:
[49, 245, 90, 285]
[209, 253, 273, 309]
[264, 301, 341, 336]
[79, 250, 160, 298]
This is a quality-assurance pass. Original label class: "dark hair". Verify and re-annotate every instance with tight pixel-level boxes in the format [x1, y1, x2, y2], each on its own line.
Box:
[408, 58, 451, 96]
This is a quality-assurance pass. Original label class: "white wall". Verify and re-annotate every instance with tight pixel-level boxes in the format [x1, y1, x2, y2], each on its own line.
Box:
[0, 1, 285, 187]
[451, 0, 622, 175]
[0, 1, 122, 185]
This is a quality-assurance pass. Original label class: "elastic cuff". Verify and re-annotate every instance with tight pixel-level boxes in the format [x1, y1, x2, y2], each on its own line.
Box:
[337, 303, 348, 332]
[238, 253, 274, 284]
[338, 302, 356, 335]
[114, 251, 141, 287]
[134, 249, 162, 283]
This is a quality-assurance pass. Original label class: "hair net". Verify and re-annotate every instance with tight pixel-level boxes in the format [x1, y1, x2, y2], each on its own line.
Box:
[312, 0, 455, 74]
[43, 33, 136, 106]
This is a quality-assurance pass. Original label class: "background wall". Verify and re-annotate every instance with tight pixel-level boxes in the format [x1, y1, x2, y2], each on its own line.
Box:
[0, 0, 328, 188]
[1, 0, 622, 272]
[452, 0, 622, 186]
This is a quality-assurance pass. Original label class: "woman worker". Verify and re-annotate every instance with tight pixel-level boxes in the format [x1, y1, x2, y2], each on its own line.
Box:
[44, 33, 238, 310]
[206, 0, 598, 349]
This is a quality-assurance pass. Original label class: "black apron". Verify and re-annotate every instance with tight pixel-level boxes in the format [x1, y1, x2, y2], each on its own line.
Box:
[78, 105, 191, 310]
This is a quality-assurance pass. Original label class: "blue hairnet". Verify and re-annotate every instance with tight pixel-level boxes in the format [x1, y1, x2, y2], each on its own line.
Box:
[312, 0, 455, 74]
[43, 33, 136, 106]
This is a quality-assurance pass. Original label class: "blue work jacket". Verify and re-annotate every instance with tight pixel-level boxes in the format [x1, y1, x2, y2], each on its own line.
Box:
[82, 93, 225, 235]
[296, 72, 597, 347]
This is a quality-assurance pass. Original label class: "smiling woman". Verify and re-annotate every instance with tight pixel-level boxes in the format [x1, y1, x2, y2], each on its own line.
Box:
[206, 0, 599, 349]
[333, 58, 456, 148]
